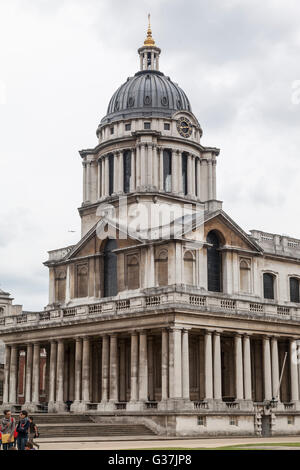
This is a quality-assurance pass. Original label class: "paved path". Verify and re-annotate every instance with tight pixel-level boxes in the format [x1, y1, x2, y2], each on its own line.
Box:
[35, 436, 300, 450]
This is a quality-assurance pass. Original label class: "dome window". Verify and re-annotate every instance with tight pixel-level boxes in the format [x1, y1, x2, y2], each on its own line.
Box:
[164, 123, 170, 130]
[161, 96, 168, 107]
[127, 97, 134, 107]
[110, 126, 114, 135]
[144, 95, 152, 106]
[144, 122, 151, 130]
[125, 123, 131, 131]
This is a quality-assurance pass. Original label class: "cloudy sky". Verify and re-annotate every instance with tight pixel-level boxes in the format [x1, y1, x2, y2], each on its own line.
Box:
[0, 0, 299, 310]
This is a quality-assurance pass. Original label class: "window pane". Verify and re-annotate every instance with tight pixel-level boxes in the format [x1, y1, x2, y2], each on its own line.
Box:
[290, 278, 300, 303]
[263, 273, 274, 299]
[207, 231, 221, 292]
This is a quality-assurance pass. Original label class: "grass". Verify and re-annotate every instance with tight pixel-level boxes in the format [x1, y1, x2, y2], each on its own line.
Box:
[129, 442, 300, 450]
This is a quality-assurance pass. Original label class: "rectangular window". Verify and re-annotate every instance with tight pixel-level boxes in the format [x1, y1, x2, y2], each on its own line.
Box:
[164, 123, 170, 130]
[263, 273, 275, 300]
[110, 126, 114, 134]
[182, 153, 188, 195]
[229, 416, 238, 426]
[288, 416, 295, 425]
[125, 123, 131, 131]
[109, 154, 114, 195]
[197, 416, 206, 426]
[290, 278, 300, 303]
[144, 122, 151, 130]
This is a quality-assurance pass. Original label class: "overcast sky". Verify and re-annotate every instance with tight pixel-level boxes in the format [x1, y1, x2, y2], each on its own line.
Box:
[0, 0, 299, 310]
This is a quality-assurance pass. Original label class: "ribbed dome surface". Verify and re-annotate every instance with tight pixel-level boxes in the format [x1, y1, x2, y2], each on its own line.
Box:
[101, 70, 191, 124]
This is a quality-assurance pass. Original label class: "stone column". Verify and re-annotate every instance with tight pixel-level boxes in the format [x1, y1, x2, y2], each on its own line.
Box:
[182, 329, 190, 400]
[161, 329, 168, 401]
[212, 159, 217, 199]
[213, 332, 222, 400]
[172, 149, 178, 193]
[101, 157, 105, 197]
[86, 161, 91, 202]
[159, 147, 164, 191]
[169, 328, 182, 399]
[25, 343, 33, 405]
[73, 338, 82, 404]
[31, 343, 40, 405]
[191, 155, 195, 196]
[69, 343, 75, 402]
[100, 335, 109, 404]
[196, 158, 201, 199]
[187, 154, 193, 197]
[104, 155, 109, 196]
[3, 345, 11, 405]
[113, 152, 119, 194]
[204, 331, 213, 399]
[82, 337, 90, 403]
[97, 159, 101, 199]
[136, 145, 141, 188]
[130, 332, 139, 403]
[235, 334, 244, 400]
[243, 335, 252, 400]
[48, 341, 57, 409]
[109, 334, 118, 402]
[118, 150, 124, 193]
[148, 335, 154, 400]
[55, 340, 65, 408]
[139, 331, 148, 401]
[271, 337, 280, 400]
[263, 336, 272, 401]
[153, 145, 159, 189]
[208, 159, 213, 200]
[147, 144, 153, 187]
[130, 149, 136, 192]
[290, 339, 299, 402]
[140, 144, 146, 186]
[119, 339, 126, 402]
[200, 159, 207, 201]
[9, 346, 18, 404]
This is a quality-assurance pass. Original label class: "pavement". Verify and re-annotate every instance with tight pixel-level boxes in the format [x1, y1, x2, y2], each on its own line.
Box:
[34, 436, 300, 450]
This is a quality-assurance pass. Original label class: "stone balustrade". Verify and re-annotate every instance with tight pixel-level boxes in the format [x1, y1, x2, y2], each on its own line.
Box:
[1, 286, 300, 331]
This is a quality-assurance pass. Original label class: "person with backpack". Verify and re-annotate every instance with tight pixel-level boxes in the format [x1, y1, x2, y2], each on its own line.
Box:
[16, 410, 30, 451]
[1, 410, 16, 450]
[28, 416, 40, 449]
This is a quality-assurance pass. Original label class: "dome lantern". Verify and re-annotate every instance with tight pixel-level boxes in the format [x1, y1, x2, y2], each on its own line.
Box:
[138, 14, 161, 72]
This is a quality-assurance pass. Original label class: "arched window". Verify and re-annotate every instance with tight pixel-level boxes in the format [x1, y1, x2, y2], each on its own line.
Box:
[127, 255, 140, 290]
[77, 265, 88, 298]
[103, 239, 118, 297]
[163, 150, 172, 192]
[263, 273, 275, 300]
[240, 259, 251, 293]
[290, 277, 300, 303]
[155, 249, 168, 286]
[0, 307, 4, 317]
[182, 153, 188, 195]
[55, 270, 66, 302]
[108, 154, 114, 195]
[207, 231, 222, 292]
[123, 150, 131, 194]
[184, 251, 195, 285]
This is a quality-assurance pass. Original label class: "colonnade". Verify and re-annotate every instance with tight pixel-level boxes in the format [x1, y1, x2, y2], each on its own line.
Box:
[2, 330, 299, 411]
[82, 146, 217, 204]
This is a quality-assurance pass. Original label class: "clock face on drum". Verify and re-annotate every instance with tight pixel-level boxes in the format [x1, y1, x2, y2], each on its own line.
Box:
[176, 117, 192, 138]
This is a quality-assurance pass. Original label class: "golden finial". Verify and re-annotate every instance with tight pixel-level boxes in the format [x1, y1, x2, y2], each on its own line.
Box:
[144, 13, 156, 47]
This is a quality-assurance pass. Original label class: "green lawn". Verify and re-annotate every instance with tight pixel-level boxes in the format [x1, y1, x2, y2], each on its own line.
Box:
[130, 442, 300, 450]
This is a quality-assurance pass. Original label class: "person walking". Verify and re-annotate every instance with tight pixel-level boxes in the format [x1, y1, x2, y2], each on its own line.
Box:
[28, 416, 40, 450]
[1, 410, 16, 450]
[16, 410, 30, 451]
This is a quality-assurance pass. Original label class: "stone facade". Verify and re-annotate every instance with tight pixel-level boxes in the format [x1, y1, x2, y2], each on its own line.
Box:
[1, 25, 300, 437]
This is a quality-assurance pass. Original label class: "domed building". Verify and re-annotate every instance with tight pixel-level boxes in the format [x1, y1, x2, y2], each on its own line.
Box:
[1, 19, 300, 438]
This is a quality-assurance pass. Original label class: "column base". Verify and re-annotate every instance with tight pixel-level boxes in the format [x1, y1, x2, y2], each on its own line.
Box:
[127, 401, 145, 411]
[70, 401, 89, 412]
[158, 399, 194, 411]
[97, 401, 117, 412]
[23, 402, 40, 413]
[52, 401, 67, 413]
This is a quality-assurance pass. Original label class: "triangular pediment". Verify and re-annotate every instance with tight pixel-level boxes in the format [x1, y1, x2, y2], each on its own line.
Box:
[181, 209, 262, 253]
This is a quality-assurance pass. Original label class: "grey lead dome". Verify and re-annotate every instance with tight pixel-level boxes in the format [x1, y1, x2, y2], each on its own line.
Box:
[101, 70, 192, 125]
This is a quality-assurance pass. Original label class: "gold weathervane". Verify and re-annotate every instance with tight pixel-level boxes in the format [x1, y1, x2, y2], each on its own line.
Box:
[144, 13, 156, 47]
